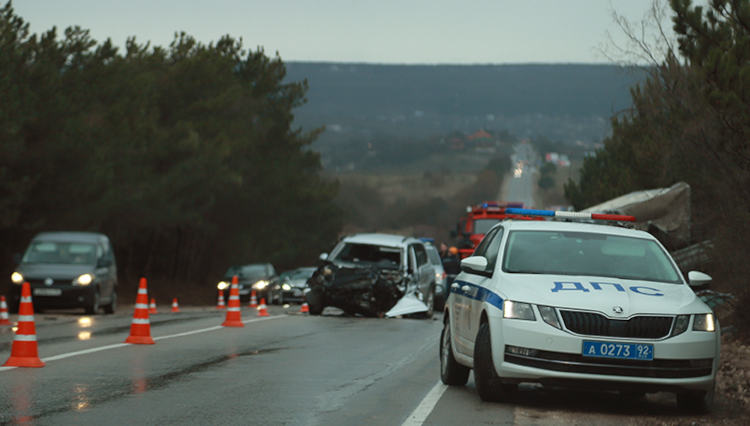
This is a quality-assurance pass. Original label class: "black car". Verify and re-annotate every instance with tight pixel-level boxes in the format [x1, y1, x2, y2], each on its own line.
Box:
[270, 267, 316, 304]
[216, 263, 278, 304]
[10, 232, 118, 314]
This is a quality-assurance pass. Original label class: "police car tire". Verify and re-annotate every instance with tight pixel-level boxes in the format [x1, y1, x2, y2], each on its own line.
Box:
[676, 388, 713, 413]
[474, 322, 507, 402]
[440, 321, 470, 386]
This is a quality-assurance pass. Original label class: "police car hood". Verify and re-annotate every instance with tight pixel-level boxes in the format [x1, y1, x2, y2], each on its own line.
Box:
[503, 274, 706, 316]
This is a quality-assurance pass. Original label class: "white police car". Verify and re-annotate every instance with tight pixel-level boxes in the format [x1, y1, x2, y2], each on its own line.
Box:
[440, 208, 720, 412]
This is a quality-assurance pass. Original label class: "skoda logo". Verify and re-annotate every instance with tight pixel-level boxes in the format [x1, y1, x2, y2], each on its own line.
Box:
[612, 305, 624, 314]
[44, 277, 54, 286]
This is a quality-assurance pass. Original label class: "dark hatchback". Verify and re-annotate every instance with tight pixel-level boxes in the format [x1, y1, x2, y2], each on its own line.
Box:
[217, 263, 278, 304]
[10, 232, 118, 314]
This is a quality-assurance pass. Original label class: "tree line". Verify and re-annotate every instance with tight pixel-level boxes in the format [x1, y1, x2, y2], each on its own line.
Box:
[565, 0, 750, 327]
[0, 2, 341, 300]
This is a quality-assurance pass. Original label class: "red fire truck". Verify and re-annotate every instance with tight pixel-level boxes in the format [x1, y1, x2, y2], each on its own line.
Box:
[454, 201, 540, 258]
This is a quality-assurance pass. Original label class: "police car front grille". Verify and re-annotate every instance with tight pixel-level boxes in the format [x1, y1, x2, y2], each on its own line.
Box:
[504, 347, 713, 379]
[560, 310, 673, 339]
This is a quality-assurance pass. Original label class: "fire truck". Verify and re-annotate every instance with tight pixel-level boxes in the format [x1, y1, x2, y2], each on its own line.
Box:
[453, 201, 540, 258]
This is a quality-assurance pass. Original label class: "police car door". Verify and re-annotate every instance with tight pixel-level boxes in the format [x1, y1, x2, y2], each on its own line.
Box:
[454, 226, 503, 352]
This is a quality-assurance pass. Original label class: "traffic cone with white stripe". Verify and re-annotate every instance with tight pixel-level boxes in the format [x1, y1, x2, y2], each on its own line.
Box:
[0, 295, 11, 325]
[299, 302, 309, 314]
[257, 298, 269, 317]
[171, 298, 180, 313]
[3, 282, 45, 367]
[125, 277, 155, 344]
[222, 276, 244, 327]
[248, 290, 258, 308]
[216, 290, 226, 309]
[149, 298, 157, 314]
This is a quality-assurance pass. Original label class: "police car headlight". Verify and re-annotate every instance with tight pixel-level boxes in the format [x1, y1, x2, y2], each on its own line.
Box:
[537, 305, 561, 329]
[693, 313, 715, 332]
[282, 283, 291, 291]
[503, 300, 535, 321]
[253, 280, 269, 290]
[671, 314, 690, 336]
[217, 281, 229, 290]
[11, 272, 24, 284]
[74, 273, 93, 286]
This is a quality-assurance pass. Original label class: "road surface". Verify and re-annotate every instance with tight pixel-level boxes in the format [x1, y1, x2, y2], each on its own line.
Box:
[0, 304, 730, 425]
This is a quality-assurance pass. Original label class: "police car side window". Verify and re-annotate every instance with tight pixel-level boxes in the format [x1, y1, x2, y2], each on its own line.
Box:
[473, 227, 499, 259]
[473, 227, 503, 273]
[483, 227, 504, 272]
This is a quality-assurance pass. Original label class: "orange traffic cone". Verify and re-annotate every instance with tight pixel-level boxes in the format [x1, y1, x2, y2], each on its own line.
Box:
[216, 290, 226, 310]
[171, 298, 180, 313]
[125, 277, 155, 344]
[222, 276, 244, 327]
[0, 295, 11, 325]
[3, 282, 45, 367]
[299, 302, 309, 314]
[148, 298, 157, 314]
[257, 298, 269, 317]
[248, 290, 258, 308]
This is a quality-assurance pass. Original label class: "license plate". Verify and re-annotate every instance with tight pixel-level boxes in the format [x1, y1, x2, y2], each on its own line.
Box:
[33, 288, 62, 296]
[582, 340, 654, 361]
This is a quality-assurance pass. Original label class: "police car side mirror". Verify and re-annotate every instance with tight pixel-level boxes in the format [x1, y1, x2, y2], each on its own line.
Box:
[461, 256, 488, 274]
[687, 271, 712, 288]
[319, 252, 328, 261]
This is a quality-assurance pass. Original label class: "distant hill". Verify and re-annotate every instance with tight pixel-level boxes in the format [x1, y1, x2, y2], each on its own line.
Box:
[283, 62, 648, 167]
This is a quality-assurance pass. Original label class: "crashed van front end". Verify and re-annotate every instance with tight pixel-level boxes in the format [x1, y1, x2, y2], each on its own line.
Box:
[305, 261, 407, 317]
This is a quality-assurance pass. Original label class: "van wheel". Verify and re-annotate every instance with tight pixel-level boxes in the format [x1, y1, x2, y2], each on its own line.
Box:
[440, 319, 470, 385]
[474, 322, 510, 402]
[85, 290, 101, 315]
[103, 290, 117, 314]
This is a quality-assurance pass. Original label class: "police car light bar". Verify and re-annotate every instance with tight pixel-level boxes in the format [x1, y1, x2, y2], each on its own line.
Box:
[504, 208, 636, 222]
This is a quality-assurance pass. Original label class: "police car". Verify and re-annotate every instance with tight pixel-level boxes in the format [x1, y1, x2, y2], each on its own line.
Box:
[440, 208, 719, 412]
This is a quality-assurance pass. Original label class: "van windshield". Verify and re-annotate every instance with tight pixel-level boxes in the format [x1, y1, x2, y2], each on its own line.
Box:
[22, 241, 97, 265]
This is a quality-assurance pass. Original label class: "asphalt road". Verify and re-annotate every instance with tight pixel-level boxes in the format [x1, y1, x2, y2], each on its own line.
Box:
[0, 305, 728, 425]
[502, 142, 537, 208]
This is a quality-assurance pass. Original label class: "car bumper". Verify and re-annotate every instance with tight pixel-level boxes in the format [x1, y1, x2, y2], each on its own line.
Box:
[490, 314, 719, 392]
[10, 283, 96, 309]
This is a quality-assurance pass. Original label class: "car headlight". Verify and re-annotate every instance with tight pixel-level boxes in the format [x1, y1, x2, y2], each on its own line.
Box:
[282, 283, 291, 291]
[693, 313, 716, 332]
[74, 273, 94, 286]
[11, 272, 24, 284]
[503, 300, 535, 321]
[671, 314, 690, 336]
[253, 280, 269, 290]
[537, 305, 561, 329]
[217, 281, 229, 290]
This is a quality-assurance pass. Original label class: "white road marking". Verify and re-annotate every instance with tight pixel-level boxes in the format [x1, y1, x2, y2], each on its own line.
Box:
[0, 314, 285, 372]
[401, 381, 447, 426]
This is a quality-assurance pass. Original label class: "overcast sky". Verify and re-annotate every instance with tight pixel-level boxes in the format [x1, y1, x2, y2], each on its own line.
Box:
[13, 0, 677, 64]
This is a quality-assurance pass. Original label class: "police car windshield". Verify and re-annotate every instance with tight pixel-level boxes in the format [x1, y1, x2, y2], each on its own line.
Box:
[502, 231, 682, 284]
[333, 243, 401, 267]
[473, 219, 500, 234]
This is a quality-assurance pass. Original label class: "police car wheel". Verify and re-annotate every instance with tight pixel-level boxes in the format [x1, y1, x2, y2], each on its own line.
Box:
[676, 388, 713, 413]
[474, 322, 508, 402]
[440, 319, 469, 386]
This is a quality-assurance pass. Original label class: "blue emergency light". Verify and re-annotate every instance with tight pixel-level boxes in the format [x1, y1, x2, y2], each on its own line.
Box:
[505, 208, 636, 222]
